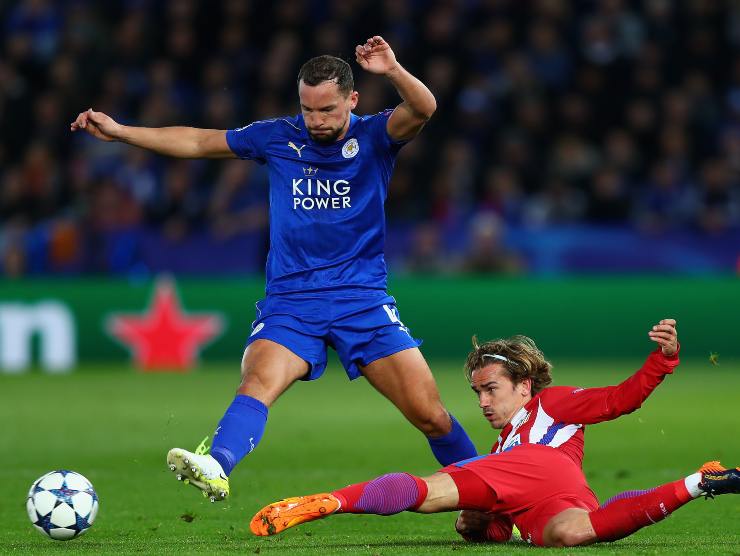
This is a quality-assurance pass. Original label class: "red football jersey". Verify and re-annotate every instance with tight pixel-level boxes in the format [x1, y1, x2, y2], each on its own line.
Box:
[490, 349, 680, 467]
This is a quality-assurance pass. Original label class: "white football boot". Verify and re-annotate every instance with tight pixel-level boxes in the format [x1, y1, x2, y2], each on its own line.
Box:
[167, 437, 229, 502]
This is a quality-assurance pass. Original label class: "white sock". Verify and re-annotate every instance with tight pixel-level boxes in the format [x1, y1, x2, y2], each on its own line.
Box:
[684, 472, 703, 498]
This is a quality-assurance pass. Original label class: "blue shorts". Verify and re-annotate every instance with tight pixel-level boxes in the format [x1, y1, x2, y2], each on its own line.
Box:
[245, 291, 422, 380]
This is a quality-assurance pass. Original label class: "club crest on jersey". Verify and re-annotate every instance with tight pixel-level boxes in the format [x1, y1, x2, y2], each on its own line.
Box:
[342, 138, 359, 158]
[288, 141, 306, 157]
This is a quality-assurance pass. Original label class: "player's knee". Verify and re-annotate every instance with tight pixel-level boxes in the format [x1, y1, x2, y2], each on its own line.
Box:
[236, 358, 297, 404]
[237, 369, 263, 390]
[414, 406, 451, 437]
[239, 354, 262, 385]
[238, 364, 287, 387]
[239, 355, 255, 378]
[544, 522, 592, 547]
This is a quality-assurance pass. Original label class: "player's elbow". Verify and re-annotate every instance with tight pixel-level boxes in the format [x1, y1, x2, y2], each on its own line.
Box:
[406, 97, 436, 121]
[194, 129, 231, 159]
[418, 97, 436, 120]
[602, 391, 644, 421]
[604, 402, 642, 421]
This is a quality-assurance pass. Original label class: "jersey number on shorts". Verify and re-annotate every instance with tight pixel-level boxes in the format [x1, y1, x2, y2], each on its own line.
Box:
[383, 304, 411, 336]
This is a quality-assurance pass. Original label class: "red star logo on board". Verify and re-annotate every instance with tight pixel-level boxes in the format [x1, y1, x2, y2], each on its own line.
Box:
[107, 278, 223, 371]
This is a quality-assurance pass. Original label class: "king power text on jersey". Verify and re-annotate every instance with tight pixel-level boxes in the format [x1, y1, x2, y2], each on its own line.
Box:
[292, 178, 352, 210]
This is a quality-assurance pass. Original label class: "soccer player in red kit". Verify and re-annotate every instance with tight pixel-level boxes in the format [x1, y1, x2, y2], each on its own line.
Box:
[249, 318, 740, 546]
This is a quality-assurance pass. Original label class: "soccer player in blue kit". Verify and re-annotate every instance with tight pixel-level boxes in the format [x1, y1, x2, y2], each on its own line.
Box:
[71, 36, 478, 501]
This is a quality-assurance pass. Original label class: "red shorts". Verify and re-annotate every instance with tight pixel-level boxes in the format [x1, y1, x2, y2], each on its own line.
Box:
[441, 444, 599, 546]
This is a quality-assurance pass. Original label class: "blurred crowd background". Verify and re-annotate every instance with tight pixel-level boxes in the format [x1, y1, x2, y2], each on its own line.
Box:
[2, 0, 740, 278]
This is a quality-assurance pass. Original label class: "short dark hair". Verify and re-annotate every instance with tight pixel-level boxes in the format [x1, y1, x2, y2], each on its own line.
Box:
[464, 335, 553, 396]
[297, 55, 354, 96]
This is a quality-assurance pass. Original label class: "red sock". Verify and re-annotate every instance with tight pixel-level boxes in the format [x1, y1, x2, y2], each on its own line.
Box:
[589, 479, 693, 542]
[332, 481, 369, 512]
[409, 475, 428, 510]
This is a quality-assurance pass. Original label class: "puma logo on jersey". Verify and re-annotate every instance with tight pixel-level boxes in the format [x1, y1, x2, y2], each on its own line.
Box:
[288, 142, 306, 157]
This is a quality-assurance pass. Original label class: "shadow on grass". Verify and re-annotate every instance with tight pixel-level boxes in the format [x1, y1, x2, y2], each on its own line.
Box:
[253, 539, 488, 553]
[6, 536, 740, 554]
[251, 536, 740, 554]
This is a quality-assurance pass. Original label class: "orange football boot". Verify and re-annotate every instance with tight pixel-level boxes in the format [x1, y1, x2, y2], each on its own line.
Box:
[250, 493, 341, 536]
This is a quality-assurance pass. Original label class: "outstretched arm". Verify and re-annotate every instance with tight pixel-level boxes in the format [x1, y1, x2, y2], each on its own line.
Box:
[355, 36, 436, 142]
[546, 319, 680, 425]
[70, 109, 235, 159]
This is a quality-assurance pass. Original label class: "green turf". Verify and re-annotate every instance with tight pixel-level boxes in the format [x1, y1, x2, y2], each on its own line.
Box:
[1, 358, 739, 554]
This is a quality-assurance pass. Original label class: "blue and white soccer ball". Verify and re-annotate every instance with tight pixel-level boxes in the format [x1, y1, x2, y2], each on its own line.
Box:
[26, 470, 99, 540]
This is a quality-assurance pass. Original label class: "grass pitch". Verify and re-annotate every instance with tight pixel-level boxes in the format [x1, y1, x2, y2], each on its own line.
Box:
[2, 357, 739, 554]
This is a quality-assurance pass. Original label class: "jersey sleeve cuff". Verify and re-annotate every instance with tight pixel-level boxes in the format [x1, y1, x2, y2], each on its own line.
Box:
[224, 129, 241, 158]
[650, 343, 680, 371]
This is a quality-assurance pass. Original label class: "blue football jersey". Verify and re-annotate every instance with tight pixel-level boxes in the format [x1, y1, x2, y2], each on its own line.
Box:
[226, 110, 404, 295]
